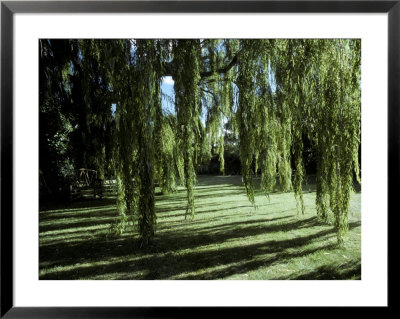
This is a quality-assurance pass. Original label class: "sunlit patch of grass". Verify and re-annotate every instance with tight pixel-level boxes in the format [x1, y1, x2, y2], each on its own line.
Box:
[39, 175, 361, 280]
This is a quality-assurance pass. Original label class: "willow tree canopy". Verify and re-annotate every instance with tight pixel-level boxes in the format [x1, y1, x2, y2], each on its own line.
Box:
[40, 39, 361, 246]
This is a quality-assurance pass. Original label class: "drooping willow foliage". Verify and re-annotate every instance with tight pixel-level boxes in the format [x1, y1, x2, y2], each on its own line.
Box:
[312, 39, 361, 243]
[40, 38, 361, 245]
[109, 40, 163, 244]
[172, 40, 201, 219]
[155, 114, 179, 195]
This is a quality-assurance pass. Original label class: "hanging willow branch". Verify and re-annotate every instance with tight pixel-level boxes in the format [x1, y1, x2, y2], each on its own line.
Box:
[73, 39, 360, 246]
[173, 40, 201, 220]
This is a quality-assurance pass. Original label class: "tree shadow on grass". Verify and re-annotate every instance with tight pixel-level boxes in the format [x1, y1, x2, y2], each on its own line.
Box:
[156, 216, 337, 245]
[40, 216, 326, 265]
[39, 227, 338, 280]
[40, 208, 117, 225]
[39, 212, 117, 233]
[156, 204, 253, 220]
[157, 214, 293, 233]
[271, 259, 361, 280]
[39, 213, 360, 280]
[40, 197, 116, 213]
[39, 175, 361, 280]
[176, 243, 340, 280]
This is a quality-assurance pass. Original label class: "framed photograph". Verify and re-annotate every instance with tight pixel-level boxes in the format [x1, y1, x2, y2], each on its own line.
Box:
[1, 0, 394, 317]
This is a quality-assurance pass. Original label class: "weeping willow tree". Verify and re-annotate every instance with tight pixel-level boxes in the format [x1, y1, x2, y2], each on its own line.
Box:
[172, 40, 201, 219]
[311, 39, 361, 243]
[233, 39, 360, 244]
[47, 39, 360, 245]
[108, 40, 139, 234]
[109, 40, 164, 245]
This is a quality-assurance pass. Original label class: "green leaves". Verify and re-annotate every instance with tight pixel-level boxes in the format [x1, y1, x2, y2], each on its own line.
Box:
[173, 40, 201, 219]
[42, 39, 361, 246]
[234, 39, 360, 244]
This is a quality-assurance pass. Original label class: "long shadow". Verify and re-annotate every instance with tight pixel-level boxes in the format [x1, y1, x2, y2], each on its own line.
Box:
[159, 196, 279, 214]
[158, 200, 249, 213]
[186, 215, 294, 233]
[39, 212, 116, 233]
[153, 219, 360, 256]
[157, 214, 293, 232]
[39, 225, 113, 240]
[157, 216, 320, 244]
[40, 191, 249, 232]
[40, 232, 107, 245]
[40, 227, 338, 280]
[156, 204, 253, 220]
[40, 197, 116, 213]
[271, 260, 361, 280]
[40, 197, 255, 236]
[155, 206, 186, 214]
[39, 212, 360, 277]
[40, 216, 307, 270]
[40, 216, 322, 263]
[39, 175, 361, 280]
[177, 244, 339, 280]
[156, 212, 265, 230]
[40, 207, 117, 223]
[39, 235, 134, 271]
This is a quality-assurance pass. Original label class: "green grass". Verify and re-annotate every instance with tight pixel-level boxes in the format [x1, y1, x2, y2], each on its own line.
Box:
[39, 175, 361, 280]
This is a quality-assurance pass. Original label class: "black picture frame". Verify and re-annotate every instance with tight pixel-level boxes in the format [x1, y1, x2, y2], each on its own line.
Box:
[1, 0, 395, 317]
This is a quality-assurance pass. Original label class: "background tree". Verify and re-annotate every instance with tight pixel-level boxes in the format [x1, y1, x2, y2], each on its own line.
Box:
[39, 39, 74, 197]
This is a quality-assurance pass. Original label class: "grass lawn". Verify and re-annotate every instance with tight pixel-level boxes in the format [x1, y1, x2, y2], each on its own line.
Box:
[39, 175, 361, 280]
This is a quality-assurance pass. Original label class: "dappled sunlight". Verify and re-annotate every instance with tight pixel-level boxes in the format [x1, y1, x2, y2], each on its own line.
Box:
[40, 175, 361, 280]
[39, 39, 362, 281]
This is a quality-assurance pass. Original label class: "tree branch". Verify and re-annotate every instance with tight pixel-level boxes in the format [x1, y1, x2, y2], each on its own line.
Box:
[162, 53, 239, 79]
[162, 62, 174, 77]
[200, 54, 238, 78]
[200, 87, 215, 96]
